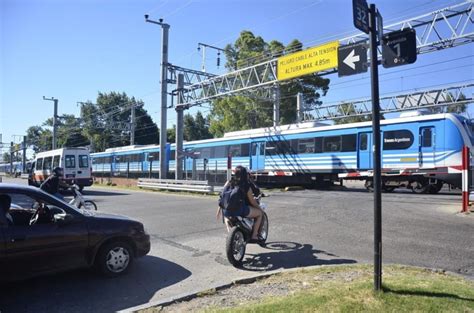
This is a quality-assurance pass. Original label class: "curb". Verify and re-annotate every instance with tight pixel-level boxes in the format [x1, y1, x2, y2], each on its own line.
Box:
[118, 271, 281, 313]
[119, 263, 361, 313]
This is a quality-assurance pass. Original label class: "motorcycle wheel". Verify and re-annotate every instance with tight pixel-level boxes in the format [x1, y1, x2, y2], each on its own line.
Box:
[81, 200, 98, 211]
[258, 213, 269, 245]
[226, 227, 246, 267]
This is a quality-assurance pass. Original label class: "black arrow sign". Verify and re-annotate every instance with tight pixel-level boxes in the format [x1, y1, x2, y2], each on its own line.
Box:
[338, 42, 368, 77]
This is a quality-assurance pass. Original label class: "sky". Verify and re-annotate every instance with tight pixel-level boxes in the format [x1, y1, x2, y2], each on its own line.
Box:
[1, 0, 473, 155]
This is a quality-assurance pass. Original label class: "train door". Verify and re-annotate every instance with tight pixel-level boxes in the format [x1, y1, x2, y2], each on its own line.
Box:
[250, 142, 265, 171]
[419, 126, 435, 168]
[358, 132, 372, 169]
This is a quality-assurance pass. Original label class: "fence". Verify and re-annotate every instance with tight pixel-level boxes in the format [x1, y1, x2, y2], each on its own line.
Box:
[137, 178, 216, 193]
[93, 159, 229, 186]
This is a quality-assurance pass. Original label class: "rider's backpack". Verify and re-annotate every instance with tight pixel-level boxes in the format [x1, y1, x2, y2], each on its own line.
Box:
[219, 185, 244, 211]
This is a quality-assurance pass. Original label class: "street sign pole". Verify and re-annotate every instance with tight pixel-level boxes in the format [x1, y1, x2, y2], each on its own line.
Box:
[369, 3, 383, 292]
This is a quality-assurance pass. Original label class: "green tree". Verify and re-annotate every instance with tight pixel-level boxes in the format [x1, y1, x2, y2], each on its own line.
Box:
[184, 111, 212, 141]
[212, 31, 330, 136]
[81, 92, 159, 151]
[26, 125, 52, 153]
[43, 114, 90, 148]
[167, 127, 176, 143]
[1, 152, 21, 163]
[333, 103, 372, 125]
[418, 92, 469, 114]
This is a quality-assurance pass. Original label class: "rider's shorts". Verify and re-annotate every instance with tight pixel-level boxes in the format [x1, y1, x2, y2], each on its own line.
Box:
[223, 204, 250, 218]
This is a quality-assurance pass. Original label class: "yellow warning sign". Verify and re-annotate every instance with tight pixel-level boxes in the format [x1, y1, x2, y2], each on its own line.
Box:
[277, 41, 339, 81]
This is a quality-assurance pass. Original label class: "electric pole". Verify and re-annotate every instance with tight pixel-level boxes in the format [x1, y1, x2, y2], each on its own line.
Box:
[145, 15, 170, 180]
[175, 74, 184, 180]
[130, 104, 136, 145]
[273, 84, 280, 127]
[296, 92, 304, 123]
[43, 96, 58, 149]
[22, 136, 27, 173]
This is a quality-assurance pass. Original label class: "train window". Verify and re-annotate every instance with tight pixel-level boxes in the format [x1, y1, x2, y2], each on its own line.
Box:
[79, 155, 89, 168]
[134, 154, 143, 162]
[383, 130, 414, 150]
[341, 134, 357, 152]
[170, 151, 176, 161]
[214, 145, 227, 158]
[36, 158, 43, 170]
[315, 137, 323, 153]
[95, 156, 110, 164]
[298, 138, 315, 154]
[290, 139, 299, 153]
[265, 142, 277, 156]
[360, 134, 368, 150]
[229, 145, 241, 157]
[43, 157, 52, 170]
[276, 141, 290, 155]
[421, 128, 432, 147]
[148, 152, 159, 161]
[241, 144, 250, 157]
[200, 148, 212, 159]
[323, 136, 341, 152]
[65, 155, 76, 168]
[52, 155, 60, 168]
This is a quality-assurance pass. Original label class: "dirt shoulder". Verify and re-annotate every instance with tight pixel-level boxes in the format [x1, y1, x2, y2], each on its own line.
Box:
[138, 264, 474, 312]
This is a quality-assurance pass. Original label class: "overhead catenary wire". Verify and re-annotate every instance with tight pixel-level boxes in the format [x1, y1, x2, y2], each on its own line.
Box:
[174, 0, 470, 74]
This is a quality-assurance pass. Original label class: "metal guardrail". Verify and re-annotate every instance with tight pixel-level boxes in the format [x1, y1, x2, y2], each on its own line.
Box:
[137, 178, 215, 193]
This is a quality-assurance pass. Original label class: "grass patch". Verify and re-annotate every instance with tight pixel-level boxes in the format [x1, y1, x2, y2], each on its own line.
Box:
[202, 265, 474, 313]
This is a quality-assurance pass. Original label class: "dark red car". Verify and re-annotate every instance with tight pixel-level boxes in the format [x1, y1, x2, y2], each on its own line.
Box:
[0, 184, 150, 282]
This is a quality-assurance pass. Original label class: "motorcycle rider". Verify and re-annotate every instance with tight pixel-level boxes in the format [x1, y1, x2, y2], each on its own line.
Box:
[40, 167, 66, 200]
[217, 165, 264, 242]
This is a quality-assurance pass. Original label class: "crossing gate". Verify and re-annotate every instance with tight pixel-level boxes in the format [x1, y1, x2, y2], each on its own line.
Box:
[462, 146, 473, 213]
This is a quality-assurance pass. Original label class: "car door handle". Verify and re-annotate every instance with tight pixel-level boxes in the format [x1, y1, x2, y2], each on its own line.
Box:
[11, 236, 26, 242]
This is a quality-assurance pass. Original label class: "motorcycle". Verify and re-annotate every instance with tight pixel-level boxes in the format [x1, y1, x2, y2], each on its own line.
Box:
[224, 194, 269, 267]
[69, 183, 97, 210]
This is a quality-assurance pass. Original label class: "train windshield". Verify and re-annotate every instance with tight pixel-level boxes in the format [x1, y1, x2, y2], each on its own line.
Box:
[461, 117, 474, 146]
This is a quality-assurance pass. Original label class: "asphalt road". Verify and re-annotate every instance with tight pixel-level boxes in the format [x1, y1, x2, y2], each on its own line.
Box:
[0, 177, 472, 312]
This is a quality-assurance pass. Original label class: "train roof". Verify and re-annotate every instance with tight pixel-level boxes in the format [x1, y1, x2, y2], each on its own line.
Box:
[186, 113, 457, 145]
[91, 113, 463, 155]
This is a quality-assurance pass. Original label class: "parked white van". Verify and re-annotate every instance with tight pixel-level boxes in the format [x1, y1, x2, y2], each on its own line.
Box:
[28, 148, 93, 191]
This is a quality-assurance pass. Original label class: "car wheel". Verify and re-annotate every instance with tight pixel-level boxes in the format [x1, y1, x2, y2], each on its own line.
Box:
[96, 241, 134, 277]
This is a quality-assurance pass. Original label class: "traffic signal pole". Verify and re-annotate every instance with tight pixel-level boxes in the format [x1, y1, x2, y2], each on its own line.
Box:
[369, 3, 383, 292]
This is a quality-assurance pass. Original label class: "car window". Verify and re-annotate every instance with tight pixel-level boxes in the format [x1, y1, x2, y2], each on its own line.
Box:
[53, 155, 60, 168]
[7, 193, 36, 209]
[3, 192, 69, 226]
[65, 155, 76, 168]
[79, 155, 89, 168]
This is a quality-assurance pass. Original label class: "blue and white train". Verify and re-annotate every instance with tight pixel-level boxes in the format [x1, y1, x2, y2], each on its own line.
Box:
[0, 161, 31, 177]
[90, 112, 474, 193]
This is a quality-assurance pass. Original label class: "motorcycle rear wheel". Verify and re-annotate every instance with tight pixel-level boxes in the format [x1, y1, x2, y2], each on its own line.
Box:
[258, 213, 269, 245]
[226, 227, 246, 267]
